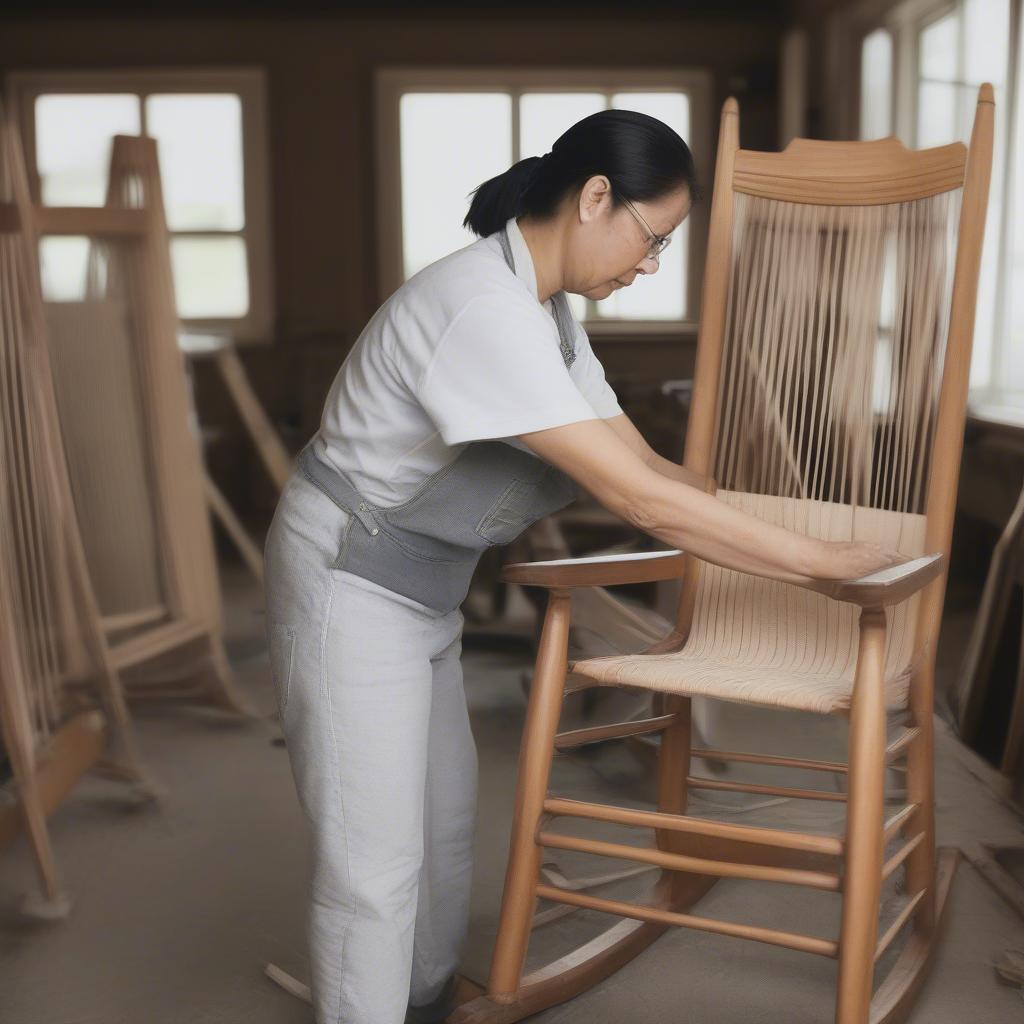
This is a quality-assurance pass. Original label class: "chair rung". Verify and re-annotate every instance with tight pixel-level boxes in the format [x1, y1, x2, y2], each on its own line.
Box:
[882, 832, 925, 880]
[885, 727, 920, 762]
[542, 797, 843, 856]
[554, 714, 677, 751]
[692, 747, 848, 774]
[883, 803, 919, 842]
[535, 883, 839, 958]
[874, 889, 927, 962]
[687, 776, 847, 802]
[536, 831, 841, 891]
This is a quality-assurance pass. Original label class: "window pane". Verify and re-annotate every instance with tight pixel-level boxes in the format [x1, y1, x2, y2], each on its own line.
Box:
[39, 236, 90, 301]
[601, 92, 690, 320]
[400, 93, 512, 279]
[36, 94, 141, 206]
[965, 0, 1009, 86]
[146, 94, 245, 231]
[169, 237, 249, 318]
[612, 92, 690, 141]
[919, 12, 959, 82]
[917, 81, 959, 146]
[999, 1, 1024, 393]
[860, 29, 893, 139]
[519, 93, 605, 158]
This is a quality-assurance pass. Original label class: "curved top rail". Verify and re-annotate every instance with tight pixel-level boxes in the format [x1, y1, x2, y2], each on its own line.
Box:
[733, 136, 968, 206]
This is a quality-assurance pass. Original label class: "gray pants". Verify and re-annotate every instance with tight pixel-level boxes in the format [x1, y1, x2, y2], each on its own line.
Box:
[264, 471, 477, 1024]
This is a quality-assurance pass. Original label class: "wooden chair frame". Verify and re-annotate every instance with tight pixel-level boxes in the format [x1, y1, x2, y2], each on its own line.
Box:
[0, 107, 152, 918]
[34, 135, 251, 713]
[449, 87, 994, 1024]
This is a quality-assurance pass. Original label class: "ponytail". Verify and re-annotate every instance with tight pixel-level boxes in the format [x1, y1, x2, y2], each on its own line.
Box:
[463, 109, 699, 238]
[462, 155, 545, 238]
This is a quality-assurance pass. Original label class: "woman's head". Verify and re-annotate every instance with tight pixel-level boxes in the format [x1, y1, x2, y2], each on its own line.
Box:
[464, 108, 699, 299]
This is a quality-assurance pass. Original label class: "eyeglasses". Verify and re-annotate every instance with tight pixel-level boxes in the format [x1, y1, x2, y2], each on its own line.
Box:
[620, 197, 672, 261]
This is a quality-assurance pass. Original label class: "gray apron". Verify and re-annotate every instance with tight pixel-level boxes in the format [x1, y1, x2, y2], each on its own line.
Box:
[296, 227, 581, 614]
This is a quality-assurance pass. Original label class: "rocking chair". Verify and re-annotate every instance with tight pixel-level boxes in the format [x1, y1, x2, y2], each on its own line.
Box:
[451, 85, 994, 1024]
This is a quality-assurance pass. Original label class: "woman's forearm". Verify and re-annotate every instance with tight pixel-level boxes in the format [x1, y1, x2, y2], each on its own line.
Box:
[621, 473, 828, 584]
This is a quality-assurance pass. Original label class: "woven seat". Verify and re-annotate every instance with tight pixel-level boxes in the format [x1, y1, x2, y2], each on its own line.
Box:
[574, 494, 928, 715]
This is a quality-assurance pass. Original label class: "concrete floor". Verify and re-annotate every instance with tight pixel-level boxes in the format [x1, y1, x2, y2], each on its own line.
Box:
[2, 567, 1024, 1024]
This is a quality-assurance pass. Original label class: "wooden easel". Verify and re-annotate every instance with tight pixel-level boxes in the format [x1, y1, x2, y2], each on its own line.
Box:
[37, 135, 251, 713]
[0, 103, 152, 918]
[181, 330, 294, 584]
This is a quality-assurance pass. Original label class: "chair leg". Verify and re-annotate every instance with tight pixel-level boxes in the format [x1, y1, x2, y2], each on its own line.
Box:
[904, 678, 937, 932]
[487, 591, 572, 1001]
[656, 696, 696, 905]
[836, 610, 887, 1024]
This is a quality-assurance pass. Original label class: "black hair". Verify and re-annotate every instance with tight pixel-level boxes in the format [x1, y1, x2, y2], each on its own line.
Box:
[463, 108, 701, 238]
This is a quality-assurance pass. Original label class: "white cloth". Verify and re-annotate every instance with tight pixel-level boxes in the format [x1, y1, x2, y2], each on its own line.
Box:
[315, 216, 622, 505]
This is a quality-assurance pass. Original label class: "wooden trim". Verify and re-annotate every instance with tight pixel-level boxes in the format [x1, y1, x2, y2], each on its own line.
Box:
[882, 831, 925, 880]
[536, 831, 842, 890]
[542, 796, 844, 856]
[553, 714, 676, 751]
[686, 776, 848, 803]
[0, 711, 106, 851]
[535, 883, 839, 958]
[836, 607, 889, 1022]
[883, 802, 920, 842]
[802, 553, 945, 607]
[874, 889, 927, 962]
[7, 67, 274, 343]
[691, 746, 848, 774]
[34, 205, 148, 237]
[500, 549, 686, 589]
[733, 138, 966, 205]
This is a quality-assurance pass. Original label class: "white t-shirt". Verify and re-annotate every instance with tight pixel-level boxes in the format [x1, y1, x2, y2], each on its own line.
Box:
[312, 215, 623, 506]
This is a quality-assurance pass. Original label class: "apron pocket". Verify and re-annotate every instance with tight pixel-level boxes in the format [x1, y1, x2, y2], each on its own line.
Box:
[475, 478, 544, 545]
[267, 621, 296, 715]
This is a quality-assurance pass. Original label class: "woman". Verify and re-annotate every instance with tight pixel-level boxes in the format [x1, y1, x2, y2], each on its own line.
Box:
[264, 109, 902, 1024]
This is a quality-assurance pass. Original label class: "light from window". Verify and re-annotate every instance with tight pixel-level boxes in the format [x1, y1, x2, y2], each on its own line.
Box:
[39, 236, 90, 301]
[36, 94, 140, 206]
[860, 29, 893, 139]
[915, 0, 1010, 390]
[146, 94, 245, 231]
[170, 237, 249, 318]
[917, 13, 960, 147]
[1004, 2, 1024, 393]
[399, 93, 512, 281]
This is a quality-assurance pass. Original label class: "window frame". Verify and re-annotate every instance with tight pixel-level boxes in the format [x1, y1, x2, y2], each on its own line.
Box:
[374, 66, 712, 338]
[6, 67, 275, 345]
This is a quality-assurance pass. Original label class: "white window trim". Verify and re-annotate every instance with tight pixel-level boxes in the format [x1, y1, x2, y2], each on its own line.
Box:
[374, 66, 712, 338]
[6, 67, 275, 345]
[830, 0, 1024, 404]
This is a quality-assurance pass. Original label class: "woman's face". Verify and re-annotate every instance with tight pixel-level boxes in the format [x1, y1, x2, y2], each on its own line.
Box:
[567, 175, 692, 301]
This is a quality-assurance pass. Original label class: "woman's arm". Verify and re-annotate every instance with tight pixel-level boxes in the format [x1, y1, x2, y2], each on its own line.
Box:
[603, 412, 707, 489]
[517, 418, 905, 585]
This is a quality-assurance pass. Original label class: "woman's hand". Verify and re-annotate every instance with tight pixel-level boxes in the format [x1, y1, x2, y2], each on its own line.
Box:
[808, 538, 910, 581]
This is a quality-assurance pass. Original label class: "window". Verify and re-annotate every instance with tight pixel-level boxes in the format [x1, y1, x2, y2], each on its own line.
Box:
[9, 69, 273, 343]
[376, 68, 711, 335]
[852, 0, 1023, 401]
[860, 29, 894, 139]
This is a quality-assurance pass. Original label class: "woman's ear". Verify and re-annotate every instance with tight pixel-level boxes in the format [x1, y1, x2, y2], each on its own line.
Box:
[577, 175, 611, 224]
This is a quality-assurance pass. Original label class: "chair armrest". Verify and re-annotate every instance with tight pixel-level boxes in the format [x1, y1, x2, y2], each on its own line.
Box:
[500, 549, 686, 589]
[800, 552, 945, 607]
